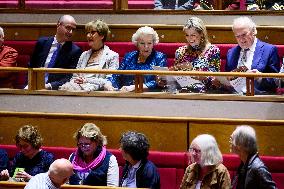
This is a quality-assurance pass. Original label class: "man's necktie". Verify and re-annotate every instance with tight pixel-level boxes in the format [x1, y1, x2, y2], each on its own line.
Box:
[240, 48, 249, 67]
[45, 43, 61, 83]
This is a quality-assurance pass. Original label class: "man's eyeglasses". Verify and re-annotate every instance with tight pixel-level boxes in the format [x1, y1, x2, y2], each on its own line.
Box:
[60, 23, 76, 32]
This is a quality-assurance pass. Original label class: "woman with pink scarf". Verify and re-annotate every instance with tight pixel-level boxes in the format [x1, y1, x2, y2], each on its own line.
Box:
[69, 123, 119, 186]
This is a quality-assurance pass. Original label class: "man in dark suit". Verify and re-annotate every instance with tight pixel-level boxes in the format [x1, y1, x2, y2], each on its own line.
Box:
[29, 15, 82, 90]
[226, 16, 280, 94]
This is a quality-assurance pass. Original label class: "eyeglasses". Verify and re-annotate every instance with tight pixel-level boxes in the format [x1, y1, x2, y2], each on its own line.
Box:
[77, 143, 92, 148]
[86, 30, 98, 35]
[60, 23, 76, 32]
[234, 31, 251, 39]
[189, 147, 201, 154]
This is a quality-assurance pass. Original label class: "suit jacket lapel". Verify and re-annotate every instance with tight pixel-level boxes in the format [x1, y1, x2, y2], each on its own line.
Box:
[41, 37, 54, 67]
[98, 45, 107, 70]
[251, 39, 263, 70]
[231, 46, 241, 70]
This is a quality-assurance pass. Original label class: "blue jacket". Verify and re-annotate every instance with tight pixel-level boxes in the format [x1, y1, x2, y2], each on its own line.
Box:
[0, 149, 9, 172]
[226, 39, 280, 93]
[110, 50, 167, 90]
[120, 159, 160, 189]
[69, 149, 112, 186]
[29, 36, 82, 89]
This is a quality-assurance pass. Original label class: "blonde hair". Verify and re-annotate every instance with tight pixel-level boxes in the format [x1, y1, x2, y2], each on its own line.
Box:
[74, 123, 107, 146]
[15, 125, 43, 149]
[183, 17, 209, 51]
[85, 19, 110, 42]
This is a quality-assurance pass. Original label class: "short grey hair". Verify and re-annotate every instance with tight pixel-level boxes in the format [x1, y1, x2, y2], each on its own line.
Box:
[231, 125, 258, 155]
[132, 26, 159, 46]
[190, 134, 222, 167]
[0, 27, 4, 37]
[232, 16, 257, 35]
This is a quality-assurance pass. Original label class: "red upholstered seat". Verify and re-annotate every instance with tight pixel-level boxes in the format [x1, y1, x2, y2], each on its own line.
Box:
[0, 144, 284, 189]
[3, 40, 284, 89]
[25, 0, 113, 9]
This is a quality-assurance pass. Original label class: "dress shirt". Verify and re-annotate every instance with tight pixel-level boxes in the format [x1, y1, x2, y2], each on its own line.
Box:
[237, 38, 257, 70]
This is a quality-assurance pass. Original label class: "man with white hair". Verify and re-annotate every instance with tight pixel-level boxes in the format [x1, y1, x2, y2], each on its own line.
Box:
[28, 15, 82, 90]
[25, 158, 73, 189]
[230, 125, 276, 189]
[0, 26, 18, 88]
[226, 16, 280, 94]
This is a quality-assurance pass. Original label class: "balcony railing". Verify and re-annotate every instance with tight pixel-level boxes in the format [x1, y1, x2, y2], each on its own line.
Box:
[1, 67, 284, 97]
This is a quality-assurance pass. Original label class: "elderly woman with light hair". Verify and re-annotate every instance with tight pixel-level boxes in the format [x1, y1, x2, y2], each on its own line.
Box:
[108, 26, 167, 92]
[69, 123, 119, 186]
[180, 134, 230, 189]
[59, 19, 119, 92]
[173, 17, 221, 93]
[230, 125, 276, 189]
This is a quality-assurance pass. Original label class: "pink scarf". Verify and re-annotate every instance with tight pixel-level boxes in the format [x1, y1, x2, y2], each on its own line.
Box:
[72, 146, 106, 172]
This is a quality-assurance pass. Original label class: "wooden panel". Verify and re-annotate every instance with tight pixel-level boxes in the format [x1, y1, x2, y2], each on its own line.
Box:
[3, 24, 284, 44]
[189, 123, 284, 156]
[0, 116, 188, 152]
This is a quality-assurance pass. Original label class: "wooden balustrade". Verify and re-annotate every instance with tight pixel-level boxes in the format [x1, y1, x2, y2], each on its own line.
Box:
[1, 67, 283, 96]
[0, 181, 142, 189]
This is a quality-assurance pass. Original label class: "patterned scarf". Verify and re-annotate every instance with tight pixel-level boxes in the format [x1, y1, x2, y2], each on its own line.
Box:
[72, 146, 106, 172]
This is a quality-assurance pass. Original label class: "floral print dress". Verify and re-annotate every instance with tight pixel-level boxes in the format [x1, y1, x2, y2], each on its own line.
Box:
[174, 44, 220, 93]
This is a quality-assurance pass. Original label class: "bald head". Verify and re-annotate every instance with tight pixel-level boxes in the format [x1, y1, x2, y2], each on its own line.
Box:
[48, 158, 73, 188]
[56, 15, 77, 43]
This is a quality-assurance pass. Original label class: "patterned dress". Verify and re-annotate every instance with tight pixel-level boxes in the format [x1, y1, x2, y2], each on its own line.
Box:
[174, 44, 220, 93]
[110, 50, 167, 90]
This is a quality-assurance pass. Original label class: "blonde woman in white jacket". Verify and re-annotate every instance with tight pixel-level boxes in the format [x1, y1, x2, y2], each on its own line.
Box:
[60, 20, 119, 92]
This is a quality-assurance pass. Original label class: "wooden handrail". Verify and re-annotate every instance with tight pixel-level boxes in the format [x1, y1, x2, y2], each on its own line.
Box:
[0, 181, 143, 189]
[1, 67, 283, 96]
[0, 111, 283, 124]
[1, 67, 280, 78]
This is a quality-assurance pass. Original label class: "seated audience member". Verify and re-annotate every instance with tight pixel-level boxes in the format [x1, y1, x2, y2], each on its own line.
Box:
[244, 0, 284, 10]
[28, 15, 82, 90]
[0, 148, 9, 180]
[154, 0, 214, 10]
[0, 125, 54, 182]
[24, 158, 73, 189]
[59, 20, 119, 92]
[69, 123, 119, 186]
[226, 16, 280, 94]
[224, 0, 260, 10]
[119, 131, 160, 189]
[173, 17, 221, 93]
[0, 26, 18, 88]
[108, 26, 167, 92]
[230, 125, 277, 189]
[180, 134, 231, 188]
